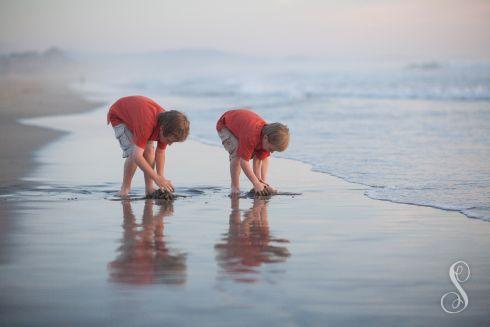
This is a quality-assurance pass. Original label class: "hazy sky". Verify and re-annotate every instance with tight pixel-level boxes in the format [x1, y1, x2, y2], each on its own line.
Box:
[1, 0, 489, 60]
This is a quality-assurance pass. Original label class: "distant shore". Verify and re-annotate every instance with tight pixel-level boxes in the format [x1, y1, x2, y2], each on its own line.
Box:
[0, 74, 100, 186]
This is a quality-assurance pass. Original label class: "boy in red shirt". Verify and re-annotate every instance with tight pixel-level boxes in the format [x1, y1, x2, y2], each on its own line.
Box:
[216, 109, 290, 195]
[107, 96, 190, 197]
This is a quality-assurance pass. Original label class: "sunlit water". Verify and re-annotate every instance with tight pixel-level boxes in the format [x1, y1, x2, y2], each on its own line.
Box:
[78, 57, 490, 220]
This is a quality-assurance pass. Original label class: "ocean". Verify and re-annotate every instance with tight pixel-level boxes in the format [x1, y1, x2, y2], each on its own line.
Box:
[79, 54, 490, 221]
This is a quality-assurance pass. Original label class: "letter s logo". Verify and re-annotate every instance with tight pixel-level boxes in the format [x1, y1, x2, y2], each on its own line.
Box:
[440, 260, 470, 314]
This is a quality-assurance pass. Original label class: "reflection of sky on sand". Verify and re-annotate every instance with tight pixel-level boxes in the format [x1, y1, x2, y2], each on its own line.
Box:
[215, 197, 290, 283]
[19, 106, 125, 186]
[108, 200, 187, 285]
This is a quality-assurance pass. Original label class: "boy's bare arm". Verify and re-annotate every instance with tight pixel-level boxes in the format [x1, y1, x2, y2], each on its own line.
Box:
[259, 157, 276, 192]
[260, 156, 269, 182]
[240, 159, 265, 192]
[253, 157, 262, 180]
[132, 147, 174, 192]
[155, 148, 165, 177]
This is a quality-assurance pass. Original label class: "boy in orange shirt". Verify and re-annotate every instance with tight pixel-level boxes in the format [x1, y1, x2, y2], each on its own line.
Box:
[216, 109, 290, 195]
[107, 96, 190, 197]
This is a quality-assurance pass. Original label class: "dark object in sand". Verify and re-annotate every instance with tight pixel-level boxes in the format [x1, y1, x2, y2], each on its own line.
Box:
[146, 189, 174, 201]
[245, 189, 302, 198]
[107, 190, 187, 202]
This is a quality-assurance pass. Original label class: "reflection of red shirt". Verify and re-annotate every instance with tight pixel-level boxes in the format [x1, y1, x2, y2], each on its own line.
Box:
[107, 96, 167, 150]
[216, 109, 270, 161]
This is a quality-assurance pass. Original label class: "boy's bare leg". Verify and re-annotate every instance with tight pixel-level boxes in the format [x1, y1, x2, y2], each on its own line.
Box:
[143, 142, 156, 195]
[230, 156, 241, 194]
[119, 156, 137, 196]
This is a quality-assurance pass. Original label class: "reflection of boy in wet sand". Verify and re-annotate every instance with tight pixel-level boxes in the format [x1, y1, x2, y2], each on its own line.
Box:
[215, 197, 290, 283]
[108, 200, 187, 285]
[107, 96, 190, 197]
[216, 109, 290, 195]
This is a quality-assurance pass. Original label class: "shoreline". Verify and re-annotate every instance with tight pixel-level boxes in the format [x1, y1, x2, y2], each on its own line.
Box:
[199, 140, 485, 222]
[0, 75, 102, 187]
[279, 157, 485, 222]
[0, 74, 484, 224]
[2, 76, 484, 223]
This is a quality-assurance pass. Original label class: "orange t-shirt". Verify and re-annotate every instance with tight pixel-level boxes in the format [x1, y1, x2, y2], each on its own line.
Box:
[107, 96, 167, 150]
[216, 109, 270, 161]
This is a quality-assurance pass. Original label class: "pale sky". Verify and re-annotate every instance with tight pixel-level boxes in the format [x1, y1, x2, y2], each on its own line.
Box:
[1, 0, 489, 60]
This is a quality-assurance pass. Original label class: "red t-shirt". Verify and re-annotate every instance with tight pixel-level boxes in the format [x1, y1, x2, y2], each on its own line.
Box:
[216, 109, 270, 161]
[107, 96, 167, 150]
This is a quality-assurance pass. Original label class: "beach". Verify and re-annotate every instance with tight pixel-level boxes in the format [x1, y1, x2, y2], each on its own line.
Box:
[0, 75, 99, 186]
[0, 81, 489, 326]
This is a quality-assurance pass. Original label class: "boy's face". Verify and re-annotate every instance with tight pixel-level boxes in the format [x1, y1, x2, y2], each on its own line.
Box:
[262, 135, 278, 153]
[159, 127, 178, 145]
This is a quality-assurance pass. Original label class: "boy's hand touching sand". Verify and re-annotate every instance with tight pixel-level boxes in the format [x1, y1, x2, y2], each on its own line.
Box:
[155, 176, 174, 193]
[253, 182, 267, 194]
[258, 179, 277, 193]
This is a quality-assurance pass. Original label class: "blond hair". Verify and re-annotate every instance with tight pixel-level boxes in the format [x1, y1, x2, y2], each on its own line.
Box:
[263, 123, 290, 151]
[158, 110, 190, 141]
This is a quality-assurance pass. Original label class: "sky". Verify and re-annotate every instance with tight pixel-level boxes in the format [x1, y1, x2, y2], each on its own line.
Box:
[1, 0, 489, 60]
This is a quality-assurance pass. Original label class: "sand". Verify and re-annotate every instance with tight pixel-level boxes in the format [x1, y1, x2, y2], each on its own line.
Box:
[0, 82, 489, 326]
[0, 75, 99, 186]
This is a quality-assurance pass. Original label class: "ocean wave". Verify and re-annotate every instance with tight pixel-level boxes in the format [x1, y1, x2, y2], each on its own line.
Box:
[119, 65, 490, 102]
[277, 154, 490, 222]
[365, 191, 490, 222]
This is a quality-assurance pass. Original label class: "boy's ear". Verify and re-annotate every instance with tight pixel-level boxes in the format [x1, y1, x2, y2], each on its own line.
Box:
[158, 126, 165, 139]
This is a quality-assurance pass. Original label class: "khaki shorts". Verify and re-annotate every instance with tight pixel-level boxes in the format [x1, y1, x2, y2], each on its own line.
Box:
[218, 127, 239, 160]
[113, 124, 134, 158]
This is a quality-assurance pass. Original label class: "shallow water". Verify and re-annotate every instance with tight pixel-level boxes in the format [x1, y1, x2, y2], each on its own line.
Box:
[1, 106, 490, 326]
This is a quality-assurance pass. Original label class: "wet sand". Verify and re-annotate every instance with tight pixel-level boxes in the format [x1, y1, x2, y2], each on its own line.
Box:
[0, 75, 99, 186]
[0, 96, 489, 326]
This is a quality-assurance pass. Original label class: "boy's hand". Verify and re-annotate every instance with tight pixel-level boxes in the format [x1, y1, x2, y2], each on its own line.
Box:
[253, 182, 269, 196]
[264, 184, 277, 194]
[155, 176, 174, 192]
[259, 179, 277, 194]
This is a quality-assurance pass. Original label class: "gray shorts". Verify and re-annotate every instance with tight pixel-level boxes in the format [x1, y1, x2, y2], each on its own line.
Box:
[113, 124, 134, 158]
[218, 127, 239, 160]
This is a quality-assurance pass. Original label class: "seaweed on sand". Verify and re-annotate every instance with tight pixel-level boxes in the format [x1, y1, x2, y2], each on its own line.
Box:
[145, 189, 175, 201]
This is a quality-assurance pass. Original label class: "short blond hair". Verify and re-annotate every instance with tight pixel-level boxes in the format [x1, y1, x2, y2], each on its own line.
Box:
[158, 110, 190, 142]
[263, 123, 290, 151]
